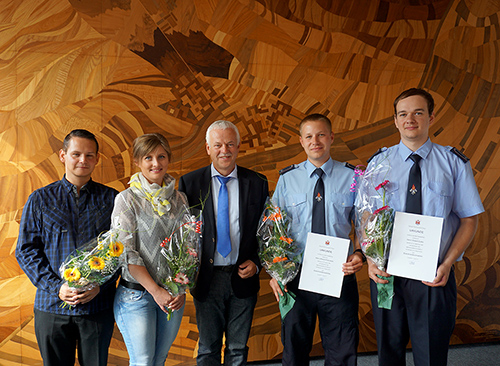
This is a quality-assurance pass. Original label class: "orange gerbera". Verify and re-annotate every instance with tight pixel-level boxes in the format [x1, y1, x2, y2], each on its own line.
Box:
[269, 211, 282, 221]
[63, 268, 81, 282]
[280, 236, 293, 244]
[109, 241, 124, 257]
[273, 256, 288, 263]
[88, 256, 105, 270]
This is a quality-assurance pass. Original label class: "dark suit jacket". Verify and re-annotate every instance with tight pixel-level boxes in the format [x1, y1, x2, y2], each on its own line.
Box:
[178, 165, 269, 301]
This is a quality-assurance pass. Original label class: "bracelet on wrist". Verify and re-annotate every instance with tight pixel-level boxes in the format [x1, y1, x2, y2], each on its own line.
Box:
[354, 248, 366, 263]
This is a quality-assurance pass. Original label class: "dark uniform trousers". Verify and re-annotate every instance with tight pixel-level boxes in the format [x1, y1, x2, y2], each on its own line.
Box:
[282, 273, 359, 366]
[370, 268, 457, 366]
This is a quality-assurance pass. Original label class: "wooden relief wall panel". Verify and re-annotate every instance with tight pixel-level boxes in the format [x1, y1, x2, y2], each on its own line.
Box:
[1, 0, 500, 364]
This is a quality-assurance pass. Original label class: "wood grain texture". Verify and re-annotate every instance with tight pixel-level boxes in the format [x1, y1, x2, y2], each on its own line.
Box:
[1, 0, 499, 363]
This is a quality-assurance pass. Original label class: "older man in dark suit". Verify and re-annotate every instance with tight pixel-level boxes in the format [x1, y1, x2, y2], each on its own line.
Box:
[178, 120, 268, 366]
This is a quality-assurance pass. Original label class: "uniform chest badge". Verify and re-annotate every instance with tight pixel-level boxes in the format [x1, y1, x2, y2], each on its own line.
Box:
[410, 184, 418, 195]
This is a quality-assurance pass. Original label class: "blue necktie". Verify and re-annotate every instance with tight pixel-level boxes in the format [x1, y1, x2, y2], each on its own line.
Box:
[216, 176, 232, 257]
[312, 168, 326, 234]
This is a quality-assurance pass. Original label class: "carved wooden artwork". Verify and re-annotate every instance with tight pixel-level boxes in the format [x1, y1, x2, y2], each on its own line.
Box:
[1, 0, 499, 364]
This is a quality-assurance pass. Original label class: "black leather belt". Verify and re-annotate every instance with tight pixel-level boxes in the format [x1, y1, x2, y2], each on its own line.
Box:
[214, 265, 235, 273]
[120, 278, 145, 291]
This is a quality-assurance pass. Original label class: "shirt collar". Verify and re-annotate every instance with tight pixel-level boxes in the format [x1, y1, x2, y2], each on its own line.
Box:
[61, 175, 93, 193]
[61, 174, 93, 191]
[305, 157, 333, 178]
[397, 138, 432, 161]
[210, 164, 238, 180]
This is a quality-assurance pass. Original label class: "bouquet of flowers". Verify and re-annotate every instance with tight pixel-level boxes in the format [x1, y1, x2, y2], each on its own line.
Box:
[157, 207, 201, 320]
[358, 179, 395, 271]
[59, 230, 124, 307]
[257, 198, 302, 318]
[354, 152, 395, 308]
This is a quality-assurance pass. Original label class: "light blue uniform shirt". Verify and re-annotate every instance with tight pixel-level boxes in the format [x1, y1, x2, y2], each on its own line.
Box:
[273, 158, 356, 256]
[362, 139, 484, 262]
[211, 164, 240, 266]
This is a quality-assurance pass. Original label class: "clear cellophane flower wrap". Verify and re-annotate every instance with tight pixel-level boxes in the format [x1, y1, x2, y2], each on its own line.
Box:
[354, 154, 395, 271]
[257, 197, 302, 286]
[59, 230, 125, 305]
[157, 206, 201, 302]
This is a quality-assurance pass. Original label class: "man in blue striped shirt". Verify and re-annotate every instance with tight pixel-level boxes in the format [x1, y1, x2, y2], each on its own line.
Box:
[16, 129, 119, 366]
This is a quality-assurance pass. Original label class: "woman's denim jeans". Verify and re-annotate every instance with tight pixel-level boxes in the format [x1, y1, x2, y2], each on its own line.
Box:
[114, 284, 184, 366]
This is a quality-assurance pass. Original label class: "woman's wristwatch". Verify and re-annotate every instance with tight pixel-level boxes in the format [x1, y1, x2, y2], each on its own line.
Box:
[354, 248, 366, 263]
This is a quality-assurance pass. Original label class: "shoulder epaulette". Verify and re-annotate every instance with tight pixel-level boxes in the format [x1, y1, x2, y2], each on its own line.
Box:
[345, 162, 356, 170]
[367, 148, 387, 164]
[450, 147, 469, 163]
[279, 164, 297, 175]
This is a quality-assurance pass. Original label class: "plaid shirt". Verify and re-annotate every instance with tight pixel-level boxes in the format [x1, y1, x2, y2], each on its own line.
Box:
[16, 176, 118, 315]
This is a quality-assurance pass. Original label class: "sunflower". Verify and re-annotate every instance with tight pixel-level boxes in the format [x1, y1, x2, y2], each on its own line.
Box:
[88, 256, 106, 270]
[109, 241, 124, 257]
[63, 268, 81, 282]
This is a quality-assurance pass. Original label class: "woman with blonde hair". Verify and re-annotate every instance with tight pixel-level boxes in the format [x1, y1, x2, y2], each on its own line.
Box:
[112, 133, 187, 365]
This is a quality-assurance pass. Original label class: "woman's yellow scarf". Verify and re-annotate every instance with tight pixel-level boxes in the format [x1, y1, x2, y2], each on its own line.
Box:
[129, 172, 174, 216]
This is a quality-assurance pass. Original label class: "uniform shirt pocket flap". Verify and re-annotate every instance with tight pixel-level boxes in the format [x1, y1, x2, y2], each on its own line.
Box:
[288, 193, 307, 206]
[330, 192, 353, 207]
[428, 181, 452, 197]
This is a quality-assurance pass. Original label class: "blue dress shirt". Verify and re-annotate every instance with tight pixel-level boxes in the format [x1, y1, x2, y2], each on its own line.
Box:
[361, 139, 484, 262]
[273, 158, 356, 254]
[16, 176, 118, 315]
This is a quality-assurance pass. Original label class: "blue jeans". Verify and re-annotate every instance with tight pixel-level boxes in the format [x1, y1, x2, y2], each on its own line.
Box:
[194, 269, 257, 366]
[114, 284, 184, 366]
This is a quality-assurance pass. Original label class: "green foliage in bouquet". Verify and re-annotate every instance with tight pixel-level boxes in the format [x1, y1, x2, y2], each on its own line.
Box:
[257, 200, 302, 286]
[61, 231, 123, 289]
[257, 199, 303, 318]
[363, 205, 395, 270]
[59, 231, 124, 308]
[159, 213, 201, 296]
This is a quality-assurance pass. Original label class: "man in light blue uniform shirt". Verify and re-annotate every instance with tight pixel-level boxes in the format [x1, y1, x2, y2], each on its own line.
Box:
[366, 88, 484, 366]
[270, 113, 364, 366]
